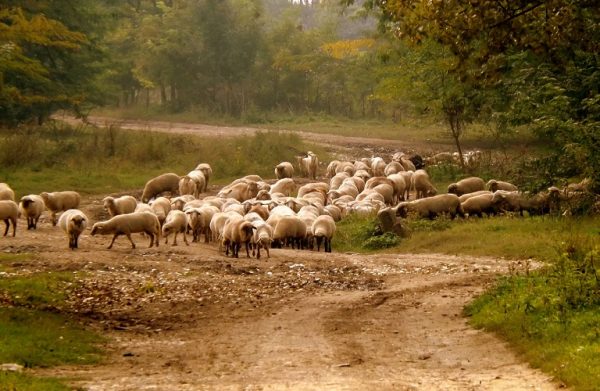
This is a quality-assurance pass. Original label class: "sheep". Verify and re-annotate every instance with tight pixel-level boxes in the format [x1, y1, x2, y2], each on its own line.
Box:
[222, 219, 256, 258]
[335, 161, 356, 176]
[399, 171, 414, 200]
[141, 173, 180, 203]
[353, 169, 371, 183]
[57, 209, 89, 249]
[330, 172, 350, 190]
[486, 179, 518, 192]
[297, 182, 329, 199]
[103, 195, 137, 217]
[179, 170, 206, 198]
[19, 195, 45, 230]
[459, 190, 493, 203]
[210, 211, 242, 245]
[195, 163, 212, 191]
[384, 161, 404, 176]
[395, 194, 464, 220]
[170, 195, 196, 211]
[251, 221, 273, 259]
[186, 205, 220, 242]
[150, 196, 171, 225]
[425, 152, 455, 165]
[399, 158, 416, 172]
[344, 176, 365, 193]
[0, 200, 18, 237]
[326, 160, 341, 178]
[411, 170, 437, 199]
[371, 183, 395, 205]
[461, 193, 497, 217]
[447, 177, 486, 196]
[218, 181, 259, 202]
[311, 215, 336, 252]
[356, 189, 386, 204]
[297, 151, 319, 179]
[323, 204, 343, 221]
[386, 173, 408, 203]
[247, 203, 270, 220]
[0, 183, 15, 201]
[270, 178, 296, 197]
[370, 157, 386, 177]
[275, 162, 294, 179]
[134, 202, 154, 214]
[273, 216, 307, 249]
[90, 212, 161, 249]
[162, 210, 189, 246]
[40, 191, 81, 226]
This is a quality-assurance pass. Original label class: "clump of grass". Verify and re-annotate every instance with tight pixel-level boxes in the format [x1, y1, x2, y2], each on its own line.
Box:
[0, 372, 70, 391]
[466, 242, 600, 390]
[334, 214, 401, 252]
[0, 272, 74, 309]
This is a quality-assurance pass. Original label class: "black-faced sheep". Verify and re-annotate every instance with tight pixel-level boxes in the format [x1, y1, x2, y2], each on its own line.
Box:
[272, 215, 307, 249]
[486, 179, 518, 192]
[58, 209, 89, 249]
[40, 191, 81, 226]
[162, 210, 189, 246]
[395, 194, 464, 220]
[447, 177, 485, 196]
[90, 212, 161, 249]
[311, 215, 336, 252]
[251, 221, 273, 259]
[222, 219, 256, 258]
[141, 173, 180, 203]
[19, 195, 45, 229]
[186, 205, 220, 242]
[275, 162, 294, 179]
[0, 200, 18, 237]
[103, 195, 137, 217]
[0, 183, 15, 201]
[411, 170, 437, 199]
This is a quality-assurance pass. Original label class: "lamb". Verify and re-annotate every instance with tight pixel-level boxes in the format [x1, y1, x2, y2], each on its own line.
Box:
[0, 183, 15, 201]
[270, 178, 296, 197]
[58, 209, 89, 249]
[395, 194, 464, 220]
[103, 195, 137, 217]
[486, 179, 518, 192]
[186, 205, 220, 242]
[311, 215, 336, 252]
[19, 195, 45, 229]
[141, 173, 180, 203]
[447, 177, 486, 196]
[275, 162, 294, 179]
[273, 215, 307, 249]
[411, 170, 437, 199]
[222, 219, 255, 258]
[0, 200, 18, 237]
[150, 196, 171, 225]
[90, 212, 161, 249]
[162, 210, 189, 246]
[195, 163, 213, 191]
[461, 193, 497, 217]
[40, 191, 81, 226]
[251, 221, 273, 259]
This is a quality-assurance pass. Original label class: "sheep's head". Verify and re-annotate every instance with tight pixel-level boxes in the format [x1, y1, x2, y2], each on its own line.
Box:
[20, 197, 33, 208]
[395, 204, 409, 218]
[71, 215, 86, 229]
[426, 187, 438, 197]
[102, 197, 114, 209]
[447, 184, 458, 194]
[40, 192, 50, 202]
[90, 223, 103, 235]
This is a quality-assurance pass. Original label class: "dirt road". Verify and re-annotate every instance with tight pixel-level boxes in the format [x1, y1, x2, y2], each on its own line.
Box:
[3, 118, 559, 389]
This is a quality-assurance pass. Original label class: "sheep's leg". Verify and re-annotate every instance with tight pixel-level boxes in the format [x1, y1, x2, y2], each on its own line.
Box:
[204, 227, 210, 243]
[172, 232, 178, 246]
[245, 242, 250, 258]
[164, 234, 169, 244]
[125, 233, 136, 249]
[3, 219, 9, 236]
[256, 246, 261, 259]
[143, 233, 151, 248]
[51, 213, 57, 226]
[316, 237, 322, 252]
[11, 218, 16, 237]
[108, 234, 120, 249]
[182, 230, 189, 246]
[265, 246, 270, 259]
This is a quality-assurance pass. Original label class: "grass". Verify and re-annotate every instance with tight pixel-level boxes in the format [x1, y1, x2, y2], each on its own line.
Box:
[0, 254, 103, 389]
[465, 244, 600, 391]
[0, 123, 328, 197]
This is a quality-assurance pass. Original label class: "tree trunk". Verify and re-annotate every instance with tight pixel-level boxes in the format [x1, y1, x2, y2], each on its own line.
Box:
[447, 110, 465, 169]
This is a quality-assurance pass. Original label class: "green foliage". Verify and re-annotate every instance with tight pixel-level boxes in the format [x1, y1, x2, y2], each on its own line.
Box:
[0, 372, 70, 391]
[335, 214, 400, 252]
[466, 243, 600, 390]
[0, 270, 73, 310]
[0, 307, 103, 368]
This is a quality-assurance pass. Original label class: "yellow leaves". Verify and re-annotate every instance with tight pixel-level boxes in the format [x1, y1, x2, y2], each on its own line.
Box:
[320, 39, 376, 59]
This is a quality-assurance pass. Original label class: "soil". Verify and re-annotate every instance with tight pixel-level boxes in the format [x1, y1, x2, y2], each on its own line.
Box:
[3, 117, 560, 390]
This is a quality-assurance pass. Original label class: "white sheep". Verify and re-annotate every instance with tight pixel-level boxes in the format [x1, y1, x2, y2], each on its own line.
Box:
[103, 195, 137, 217]
[270, 178, 296, 197]
[0, 183, 15, 201]
[222, 218, 255, 258]
[162, 210, 189, 246]
[275, 162, 294, 179]
[273, 215, 307, 249]
[195, 163, 212, 191]
[326, 160, 341, 178]
[447, 177, 486, 196]
[186, 205, 220, 242]
[40, 191, 81, 226]
[141, 173, 180, 203]
[395, 194, 464, 220]
[0, 200, 18, 237]
[411, 170, 437, 199]
[58, 209, 89, 249]
[251, 221, 273, 259]
[384, 161, 404, 176]
[218, 181, 259, 202]
[458, 190, 493, 203]
[149, 196, 171, 226]
[461, 193, 497, 217]
[19, 195, 45, 230]
[370, 157, 386, 177]
[91, 212, 161, 249]
[311, 215, 336, 252]
[297, 151, 319, 179]
[486, 179, 518, 192]
[387, 173, 408, 203]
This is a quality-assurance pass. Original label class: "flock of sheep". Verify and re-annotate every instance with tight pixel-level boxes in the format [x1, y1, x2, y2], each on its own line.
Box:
[0, 149, 593, 256]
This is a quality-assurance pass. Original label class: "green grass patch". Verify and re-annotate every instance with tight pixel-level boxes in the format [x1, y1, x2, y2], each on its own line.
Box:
[0, 371, 70, 391]
[465, 245, 600, 390]
[0, 253, 35, 273]
[0, 123, 327, 196]
[334, 214, 400, 253]
[0, 272, 74, 309]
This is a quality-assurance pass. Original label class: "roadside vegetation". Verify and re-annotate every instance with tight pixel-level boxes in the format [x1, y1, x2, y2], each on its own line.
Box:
[0, 254, 103, 390]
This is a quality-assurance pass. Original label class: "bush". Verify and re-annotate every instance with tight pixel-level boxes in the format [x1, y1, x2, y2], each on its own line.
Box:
[363, 232, 400, 250]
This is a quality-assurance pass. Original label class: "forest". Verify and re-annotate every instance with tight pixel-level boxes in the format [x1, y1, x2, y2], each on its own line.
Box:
[1, 0, 598, 189]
